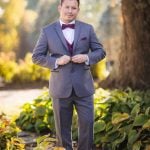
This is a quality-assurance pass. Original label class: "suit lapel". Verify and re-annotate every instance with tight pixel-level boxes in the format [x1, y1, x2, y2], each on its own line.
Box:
[54, 21, 68, 50]
[73, 21, 81, 50]
[54, 20, 81, 54]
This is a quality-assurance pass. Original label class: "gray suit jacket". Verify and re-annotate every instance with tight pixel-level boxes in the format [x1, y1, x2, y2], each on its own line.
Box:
[32, 20, 106, 98]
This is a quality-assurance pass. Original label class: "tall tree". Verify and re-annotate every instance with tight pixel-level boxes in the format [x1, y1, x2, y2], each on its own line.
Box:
[118, 0, 150, 89]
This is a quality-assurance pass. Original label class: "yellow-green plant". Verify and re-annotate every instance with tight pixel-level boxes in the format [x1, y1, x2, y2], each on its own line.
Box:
[0, 52, 50, 83]
[16, 90, 55, 134]
[33, 134, 56, 150]
[13, 53, 50, 82]
[16, 88, 150, 149]
[0, 52, 17, 83]
[91, 58, 109, 80]
[0, 113, 25, 150]
[94, 88, 150, 150]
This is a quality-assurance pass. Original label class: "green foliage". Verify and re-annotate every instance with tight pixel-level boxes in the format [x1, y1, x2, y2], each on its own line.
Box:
[0, 52, 50, 83]
[94, 88, 150, 150]
[13, 53, 50, 83]
[16, 90, 55, 134]
[33, 134, 56, 150]
[0, 113, 25, 150]
[0, 52, 17, 83]
[16, 88, 150, 149]
[91, 58, 108, 80]
[0, 0, 26, 52]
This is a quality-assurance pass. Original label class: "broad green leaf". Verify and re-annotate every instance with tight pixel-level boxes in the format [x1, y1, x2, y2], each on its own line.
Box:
[133, 114, 149, 126]
[132, 141, 141, 150]
[143, 119, 150, 129]
[128, 130, 139, 146]
[36, 134, 50, 144]
[112, 113, 129, 125]
[105, 122, 113, 132]
[120, 104, 130, 113]
[112, 132, 126, 147]
[145, 107, 150, 115]
[119, 124, 132, 134]
[25, 124, 34, 131]
[35, 119, 46, 133]
[18, 113, 29, 124]
[35, 106, 46, 117]
[131, 104, 140, 117]
[94, 133, 101, 144]
[101, 127, 121, 143]
[94, 120, 106, 133]
[36, 134, 56, 144]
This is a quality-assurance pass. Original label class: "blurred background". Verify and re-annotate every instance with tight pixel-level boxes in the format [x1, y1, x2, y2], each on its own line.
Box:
[0, 0, 122, 88]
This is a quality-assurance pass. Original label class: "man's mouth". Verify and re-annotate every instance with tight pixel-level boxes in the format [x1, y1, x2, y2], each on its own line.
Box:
[67, 14, 73, 17]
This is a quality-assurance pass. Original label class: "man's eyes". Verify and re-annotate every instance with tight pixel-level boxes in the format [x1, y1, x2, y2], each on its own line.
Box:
[65, 6, 77, 10]
[72, 7, 77, 10]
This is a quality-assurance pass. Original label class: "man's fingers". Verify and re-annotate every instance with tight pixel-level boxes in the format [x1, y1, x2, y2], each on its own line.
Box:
[57, 55, 71, 65]
[58, 54, 87, 65]
[72, 54, 87, 63]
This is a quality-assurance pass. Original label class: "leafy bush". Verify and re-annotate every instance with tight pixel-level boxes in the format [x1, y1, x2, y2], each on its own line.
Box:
[91, 58, 109, 80]
[33, 134, 56, 150]
[0, 113, 25, 150]
[13, 53, 50, 83]
[94, 88, 150, 150]
[16, 88, 150, 149]
[0, 52, 17, 83]
[0, 52, 50, 83]
[16, 90, 55, 134]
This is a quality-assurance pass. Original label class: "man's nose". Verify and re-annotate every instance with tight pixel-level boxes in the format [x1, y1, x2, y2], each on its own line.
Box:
[68, 8, 72, 13]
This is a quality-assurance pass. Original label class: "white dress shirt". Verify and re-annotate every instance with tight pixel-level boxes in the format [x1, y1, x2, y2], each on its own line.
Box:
[60, 20, 75, 44]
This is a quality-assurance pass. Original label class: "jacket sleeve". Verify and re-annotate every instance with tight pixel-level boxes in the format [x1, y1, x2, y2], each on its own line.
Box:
[32, 28, 56, 70]
[88, 25, 106, 65]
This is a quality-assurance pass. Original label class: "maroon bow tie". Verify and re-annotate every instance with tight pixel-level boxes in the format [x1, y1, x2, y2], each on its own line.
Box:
[62, 24, 75, 30]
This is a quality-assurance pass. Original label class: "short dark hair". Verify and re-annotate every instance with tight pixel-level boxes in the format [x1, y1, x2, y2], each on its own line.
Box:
[60, 0, 80, 6]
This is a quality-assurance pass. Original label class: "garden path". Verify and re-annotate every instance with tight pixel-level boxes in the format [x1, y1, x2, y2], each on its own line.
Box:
[0, 89, 43, 116]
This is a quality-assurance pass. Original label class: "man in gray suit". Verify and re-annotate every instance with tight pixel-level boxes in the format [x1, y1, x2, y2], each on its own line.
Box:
[32, 0, 106, 149]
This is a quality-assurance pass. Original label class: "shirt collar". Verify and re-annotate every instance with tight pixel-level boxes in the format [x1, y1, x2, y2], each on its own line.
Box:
[59, 20, 75, 26]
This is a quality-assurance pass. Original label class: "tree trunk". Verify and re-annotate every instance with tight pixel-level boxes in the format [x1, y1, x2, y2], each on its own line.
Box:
[118, 0, 150, 89]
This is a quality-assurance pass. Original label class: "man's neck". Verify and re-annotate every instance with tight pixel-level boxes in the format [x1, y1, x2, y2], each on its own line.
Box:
[59, 19, 75, 24]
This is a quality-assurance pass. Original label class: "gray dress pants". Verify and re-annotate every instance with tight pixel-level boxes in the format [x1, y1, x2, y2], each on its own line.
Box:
[52, 90, 94, 150]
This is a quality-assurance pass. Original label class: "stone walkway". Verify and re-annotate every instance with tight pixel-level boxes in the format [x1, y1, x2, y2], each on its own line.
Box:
[0, 89, 43, 116]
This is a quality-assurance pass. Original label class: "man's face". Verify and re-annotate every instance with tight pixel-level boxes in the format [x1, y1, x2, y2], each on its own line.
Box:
[58, 0, 79, 23]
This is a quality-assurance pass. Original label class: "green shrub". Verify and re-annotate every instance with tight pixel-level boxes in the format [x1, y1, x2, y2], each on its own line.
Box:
[16, 88, 150, 149]
[91, 58, 109, 80]
[33, 134, 56, 150]
[13, 53, 50, 83]
[94, 88, 150, 150]
[0, 113, 25, 150]
[0, 52, 50, 83]
[0, 52, 17, 83]
[16, 90, 55, 134]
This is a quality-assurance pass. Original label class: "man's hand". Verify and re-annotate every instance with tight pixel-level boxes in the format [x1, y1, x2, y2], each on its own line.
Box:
[72, 54, 88, 63]
[56, 55, 71, 66]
